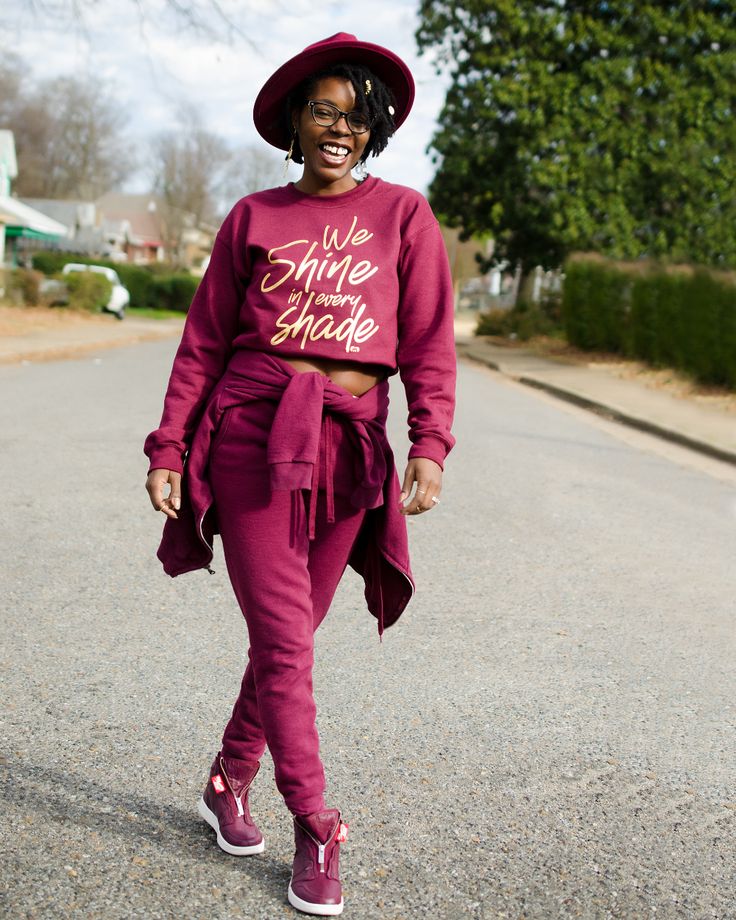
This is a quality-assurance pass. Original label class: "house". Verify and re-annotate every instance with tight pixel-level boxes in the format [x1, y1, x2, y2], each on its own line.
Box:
[0, 131, 68, 268]
[95, 193, 167, 264]
[5, 153, 216, 269]
[18, 194, 168, 263]
[95, 193, 216, 269]
[18, 198, 103, 254]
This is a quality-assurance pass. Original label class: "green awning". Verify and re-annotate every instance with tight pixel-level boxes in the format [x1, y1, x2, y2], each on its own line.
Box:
[4, 226, 63, 241]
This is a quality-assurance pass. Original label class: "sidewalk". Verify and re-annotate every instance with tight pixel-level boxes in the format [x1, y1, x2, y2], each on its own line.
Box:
[458, 335, 736, 466]
[0, 308, 184, 364]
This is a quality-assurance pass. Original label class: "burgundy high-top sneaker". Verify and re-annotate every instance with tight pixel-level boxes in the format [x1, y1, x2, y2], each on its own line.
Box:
[197, 753, 265, 855]
[287, 808, 348, 916]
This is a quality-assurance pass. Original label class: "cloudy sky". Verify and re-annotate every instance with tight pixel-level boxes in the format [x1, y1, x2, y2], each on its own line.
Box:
[4, 0, 450, 197]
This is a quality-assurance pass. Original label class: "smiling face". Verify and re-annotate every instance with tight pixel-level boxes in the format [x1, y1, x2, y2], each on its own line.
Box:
[292, 76, 371, 196]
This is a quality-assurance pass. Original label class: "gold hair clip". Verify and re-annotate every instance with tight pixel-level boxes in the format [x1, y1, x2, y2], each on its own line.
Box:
[365, 79, 372, 95]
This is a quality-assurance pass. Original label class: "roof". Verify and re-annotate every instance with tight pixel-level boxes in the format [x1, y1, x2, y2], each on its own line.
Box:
[95, 193, 165, 247]
[19, 198, 96, 231]
[0, 196, 68, 236]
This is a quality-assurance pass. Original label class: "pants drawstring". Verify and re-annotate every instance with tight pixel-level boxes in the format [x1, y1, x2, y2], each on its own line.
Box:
[324, 415, 335, 527]
[306, 414, 336, 541]
[307, 450, 319, 540]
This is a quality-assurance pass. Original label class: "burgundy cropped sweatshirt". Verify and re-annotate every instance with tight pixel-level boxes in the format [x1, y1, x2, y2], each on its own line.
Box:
[144, 175, 456, 474]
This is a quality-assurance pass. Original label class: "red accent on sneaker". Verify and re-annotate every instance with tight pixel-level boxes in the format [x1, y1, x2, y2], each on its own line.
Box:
[212, 774, 226, 793]
[336, 822, 348, 843]
[200, 755, 264, 855]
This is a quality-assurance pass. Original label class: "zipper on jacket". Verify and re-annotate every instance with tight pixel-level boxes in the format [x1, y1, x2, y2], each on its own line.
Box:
[197, 512, 215, 574]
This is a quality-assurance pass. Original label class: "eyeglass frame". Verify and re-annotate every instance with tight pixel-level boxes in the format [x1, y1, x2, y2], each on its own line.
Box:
[306, 100, 373, 135]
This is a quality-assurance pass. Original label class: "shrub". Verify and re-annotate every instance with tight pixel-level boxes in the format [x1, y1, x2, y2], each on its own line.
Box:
[64, 272, 113, 312]
[476, 299, 562, 341]
[715, 276, 736, 388]
[476, 308, 513, 336]
[114, 265, 153, 307]
[628, 272, 688, 367]
[31, 252, 202, 311]
[31, 251, 74, 276]
[562, 260, 630, 351]
[512, 300, 560, 340]
[146, 273, 199, 312]
[6, 268, 43, 305]
[562, 256, 736, 388]
[681, 270, 736, 387]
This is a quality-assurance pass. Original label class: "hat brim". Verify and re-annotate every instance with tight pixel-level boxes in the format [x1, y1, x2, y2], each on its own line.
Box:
[253, 38, 415, 151]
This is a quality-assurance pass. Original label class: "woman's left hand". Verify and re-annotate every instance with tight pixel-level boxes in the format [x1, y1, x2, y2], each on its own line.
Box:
[399, 457, 442, 515]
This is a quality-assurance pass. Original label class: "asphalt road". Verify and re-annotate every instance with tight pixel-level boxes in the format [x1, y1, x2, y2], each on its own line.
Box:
[1, 341, 734, 919]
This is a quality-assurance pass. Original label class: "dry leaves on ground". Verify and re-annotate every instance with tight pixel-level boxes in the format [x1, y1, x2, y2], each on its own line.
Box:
[0, 304, 114, 338]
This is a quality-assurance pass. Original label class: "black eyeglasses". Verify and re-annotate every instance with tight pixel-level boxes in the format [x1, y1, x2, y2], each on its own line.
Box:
[307, 101, 372, 134]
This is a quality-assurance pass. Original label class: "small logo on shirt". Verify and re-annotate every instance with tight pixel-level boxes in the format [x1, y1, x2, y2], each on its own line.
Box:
[212, 774, 226, 794]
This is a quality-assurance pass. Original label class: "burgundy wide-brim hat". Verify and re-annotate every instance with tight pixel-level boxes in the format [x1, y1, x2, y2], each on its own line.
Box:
[253, 32, 415, 151]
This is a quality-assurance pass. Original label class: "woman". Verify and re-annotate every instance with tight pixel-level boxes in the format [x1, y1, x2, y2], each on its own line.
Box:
[144, 33, 456, 916]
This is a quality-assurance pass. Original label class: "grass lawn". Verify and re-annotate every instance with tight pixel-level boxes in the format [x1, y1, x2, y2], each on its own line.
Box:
[127, 306, 186, 320]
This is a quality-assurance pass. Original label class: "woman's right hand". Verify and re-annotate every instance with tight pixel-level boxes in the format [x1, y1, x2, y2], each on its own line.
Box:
[146, 469, 182, 519]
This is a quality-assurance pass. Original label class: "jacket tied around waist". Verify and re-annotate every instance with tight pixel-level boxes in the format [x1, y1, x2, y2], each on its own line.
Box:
[155, 350, 415, 635]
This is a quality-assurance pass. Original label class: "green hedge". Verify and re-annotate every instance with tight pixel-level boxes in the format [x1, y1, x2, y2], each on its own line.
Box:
[64, 272, 113, 312]
[562, 259, 736, 388]
[147, 273, 199, 312]
[31, 251, 199, 312]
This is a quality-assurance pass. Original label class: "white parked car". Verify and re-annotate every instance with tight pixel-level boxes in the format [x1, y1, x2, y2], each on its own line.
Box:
[61, 263, 130, 319]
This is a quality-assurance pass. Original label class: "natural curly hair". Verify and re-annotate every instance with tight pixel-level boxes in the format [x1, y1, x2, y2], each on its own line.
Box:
[285, 63, 397, 165]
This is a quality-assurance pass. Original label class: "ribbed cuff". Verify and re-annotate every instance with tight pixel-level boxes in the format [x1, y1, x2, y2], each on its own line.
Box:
[408, 438, 448, 470]
[146, 447, 185, 476]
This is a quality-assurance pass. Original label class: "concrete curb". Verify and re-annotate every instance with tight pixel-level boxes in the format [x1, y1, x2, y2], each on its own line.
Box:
[458, 341, 736, 468]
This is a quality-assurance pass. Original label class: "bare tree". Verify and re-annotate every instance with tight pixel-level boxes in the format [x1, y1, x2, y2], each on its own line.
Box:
[219, 144, 284, 208]
[18, 0, 266, 46]
[151, 104, 231, 263]
[0, 54, 23, 128]
[2, 70, 134, 199]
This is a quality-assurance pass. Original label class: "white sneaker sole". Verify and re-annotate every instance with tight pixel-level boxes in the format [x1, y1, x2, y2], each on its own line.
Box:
[197, 797, 265, 856]
[287, 882, 344, 916]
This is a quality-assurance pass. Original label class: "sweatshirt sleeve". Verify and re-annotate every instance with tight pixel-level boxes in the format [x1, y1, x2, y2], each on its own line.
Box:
[143, 218, 247, 474]
[396, 217, 457, 469]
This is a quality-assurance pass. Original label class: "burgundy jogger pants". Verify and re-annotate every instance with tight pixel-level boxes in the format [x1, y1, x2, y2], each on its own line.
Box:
[208, 395, 366, 816]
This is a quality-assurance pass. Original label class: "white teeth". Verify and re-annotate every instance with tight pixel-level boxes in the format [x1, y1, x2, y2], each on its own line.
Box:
[322, 144, 349, 156]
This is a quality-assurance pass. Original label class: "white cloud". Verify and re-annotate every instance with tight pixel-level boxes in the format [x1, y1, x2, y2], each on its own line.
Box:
[3, 0, 450, 198]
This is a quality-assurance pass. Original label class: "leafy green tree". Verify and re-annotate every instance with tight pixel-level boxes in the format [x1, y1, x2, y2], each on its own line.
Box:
[417, 1, 736, 270]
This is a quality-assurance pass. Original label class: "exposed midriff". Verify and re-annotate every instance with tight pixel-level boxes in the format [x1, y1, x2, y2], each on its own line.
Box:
[280, 356, 387, 397]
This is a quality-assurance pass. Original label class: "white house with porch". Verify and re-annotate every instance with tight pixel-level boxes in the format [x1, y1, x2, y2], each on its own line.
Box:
[0, 131, 68, 268]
